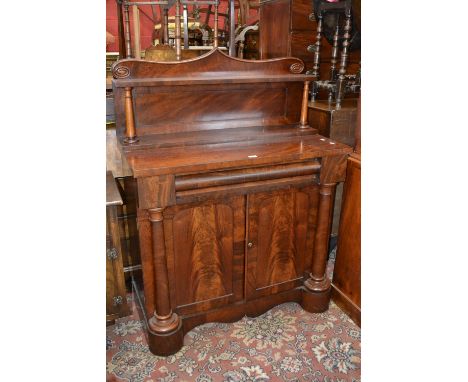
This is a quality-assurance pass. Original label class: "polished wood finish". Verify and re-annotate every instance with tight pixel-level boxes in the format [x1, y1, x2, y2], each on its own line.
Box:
[300, 80, 311, 128]
[112, 51, 352, 355]
[246, 186, 319, 300]
[308, 98, 358, 236]
[123, 87, 137, 143]
[106, 171, 131, 323]
[308, 98, 358, 147]
[331, 96, 361, 326]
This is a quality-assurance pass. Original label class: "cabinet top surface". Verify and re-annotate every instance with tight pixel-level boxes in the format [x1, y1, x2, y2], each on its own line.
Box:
[125, 130, 352, 177]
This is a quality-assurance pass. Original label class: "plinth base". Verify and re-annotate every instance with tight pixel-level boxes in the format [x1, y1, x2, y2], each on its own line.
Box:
[301, 286, 332, 313]
[147, 320, 184, 356]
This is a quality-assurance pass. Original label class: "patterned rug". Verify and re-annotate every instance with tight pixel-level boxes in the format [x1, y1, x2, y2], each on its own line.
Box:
[106, 290, 361, 382]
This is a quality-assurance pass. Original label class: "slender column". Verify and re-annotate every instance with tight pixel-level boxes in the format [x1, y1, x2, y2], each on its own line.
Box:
[228, 0, 235, 55]
[311, 12, 323, 78]
[175, 0, 182, 60]
[300, 81, 310, 128]
[329, 24, 340, 102]
[133, 5, 141, 59]
[116, 1, 126, 58]
[336, 9, 351, 106]
[163, 8, 169, 45]
[213, 0, 219, 48]
[330, 24, 340, 81]
[124, 87, 138, 144]
[183, 4, 189, 49]
[123, 3, 133, 58]
[304, 183, 336, 292]
[147, 208, 180, 334]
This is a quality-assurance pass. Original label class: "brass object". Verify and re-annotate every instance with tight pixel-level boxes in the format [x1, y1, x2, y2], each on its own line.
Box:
[145, 44, 177, 61]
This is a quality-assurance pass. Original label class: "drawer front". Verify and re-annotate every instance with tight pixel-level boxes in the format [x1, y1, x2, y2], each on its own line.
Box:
[164, 196, 246, 316]
[245, 186, 320, 300]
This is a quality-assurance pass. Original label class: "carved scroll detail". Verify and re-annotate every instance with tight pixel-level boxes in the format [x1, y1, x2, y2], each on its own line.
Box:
[289, 62, 305, 74]
[113, 65, 130, 79]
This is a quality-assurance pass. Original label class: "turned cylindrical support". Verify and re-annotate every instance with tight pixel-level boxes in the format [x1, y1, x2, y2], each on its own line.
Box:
[330, 24, 340, 81]
[311, 13, 323, 78]
[183, 4, 189, 49]
[175, 0, 182, 60]
[305, 183, 336, 292]
[147, 208, 180, 334]
[336, 10, 351, 106]
[300, 80, 310, 128]
[163, 8, 169, 45]
[213, 0, 219, 48]
[132, 5, 141, 59]
[123, 3, 133, 58]
[124, 87, 138, 144]
[228, 0, 235, 55]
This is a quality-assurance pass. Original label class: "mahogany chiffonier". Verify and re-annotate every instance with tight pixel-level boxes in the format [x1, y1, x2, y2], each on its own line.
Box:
[112, 49, 352, 356]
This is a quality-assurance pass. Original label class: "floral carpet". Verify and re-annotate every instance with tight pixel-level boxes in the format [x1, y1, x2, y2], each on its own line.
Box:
[107, 259, 360, 382]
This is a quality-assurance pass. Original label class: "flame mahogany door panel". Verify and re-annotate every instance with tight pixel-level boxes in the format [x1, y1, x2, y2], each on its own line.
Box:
[163, 195, 246, 316]
[245, 186, 320, 300]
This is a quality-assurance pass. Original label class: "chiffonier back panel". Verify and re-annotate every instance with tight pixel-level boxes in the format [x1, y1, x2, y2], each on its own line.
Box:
[112, 49, 307, 140]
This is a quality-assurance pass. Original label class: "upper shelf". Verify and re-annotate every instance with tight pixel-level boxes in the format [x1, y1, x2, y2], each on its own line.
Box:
[113, 73, 315, 87]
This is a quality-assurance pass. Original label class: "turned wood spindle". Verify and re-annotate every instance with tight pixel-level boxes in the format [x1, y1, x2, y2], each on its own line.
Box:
[175, 0, 182, 60]
[123, 2, 133, 58]
[124, 87, 138, 144]
[164, 8, 169, 45]
[336, 9, 351, 106]
[148, 208, 180, 334]
[300, 81, 310, 128]
[213, 0, 219, 48]
[132, 5, 141, 59]
[328, 24, 340, 102]
[312, 13, 323, 78]
[228, 0, 235, 55]
[305, 183, 336, 292]
[183, 4, 189, 49]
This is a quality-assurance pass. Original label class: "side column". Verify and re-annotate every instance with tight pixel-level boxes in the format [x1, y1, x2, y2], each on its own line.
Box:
[302, 183, 336, 312]
[142, 206, 183, 356]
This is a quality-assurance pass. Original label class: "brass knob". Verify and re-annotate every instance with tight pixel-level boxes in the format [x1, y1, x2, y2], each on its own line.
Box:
[247, 242, 253, 248]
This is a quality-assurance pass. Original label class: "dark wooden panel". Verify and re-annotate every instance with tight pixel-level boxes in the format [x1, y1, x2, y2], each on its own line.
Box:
[308, 99, 358, 146]
[291, 0, 313, 30]
[246, 186, 319, 299]
[259, 0, 291, 58]
[332, 156, 361, 326]
[164, 196, 246, 315]
[133, 84, 291, 135]
[137, 175, 175, 209]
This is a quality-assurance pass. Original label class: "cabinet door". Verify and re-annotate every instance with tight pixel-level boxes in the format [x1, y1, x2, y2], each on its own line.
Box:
[246, 186, 320, 300]
[164, 196, 246, 316]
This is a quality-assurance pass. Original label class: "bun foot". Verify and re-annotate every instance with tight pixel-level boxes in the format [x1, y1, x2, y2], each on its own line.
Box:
[147, 318, 183, 356]
[301, 286, 331, 313]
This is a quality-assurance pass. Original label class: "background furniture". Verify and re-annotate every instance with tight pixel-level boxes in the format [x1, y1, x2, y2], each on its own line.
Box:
[331, 96, 360, 326]
[259, 0, 360, 100]
[106, 171, 131, 323]
[308, 97, 358, 237]
[112, 49, 352, 356]
[309, 0, 360, 105]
